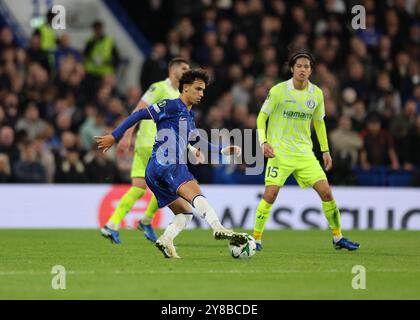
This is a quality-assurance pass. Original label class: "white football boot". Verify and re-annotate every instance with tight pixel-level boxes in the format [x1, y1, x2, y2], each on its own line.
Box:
[155, 236, 181, 259]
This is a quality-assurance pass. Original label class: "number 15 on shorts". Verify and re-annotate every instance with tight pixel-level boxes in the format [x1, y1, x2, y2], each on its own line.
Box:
[267, 166, 279, 178]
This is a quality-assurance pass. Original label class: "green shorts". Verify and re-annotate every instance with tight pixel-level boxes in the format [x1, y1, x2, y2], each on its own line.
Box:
[265, 155, 327, 188]
[131, 146, 153, 178]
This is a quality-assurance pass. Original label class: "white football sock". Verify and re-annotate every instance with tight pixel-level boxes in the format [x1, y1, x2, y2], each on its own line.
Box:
[161, 213, 192, 241]
[192, 195, 223, 231]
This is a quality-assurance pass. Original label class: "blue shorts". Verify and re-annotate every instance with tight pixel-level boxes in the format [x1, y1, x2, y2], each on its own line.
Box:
[145, 158, 195, 208]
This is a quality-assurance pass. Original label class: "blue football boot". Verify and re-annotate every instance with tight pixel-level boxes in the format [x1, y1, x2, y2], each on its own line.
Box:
[333, 237, 360, 251]
[255, 241, 263, 251]
[101, 226, 121, 244]
[138, 221, 158, 243]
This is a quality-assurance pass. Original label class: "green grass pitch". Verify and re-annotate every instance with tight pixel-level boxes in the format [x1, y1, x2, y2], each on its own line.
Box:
[1, 229, 419, 299]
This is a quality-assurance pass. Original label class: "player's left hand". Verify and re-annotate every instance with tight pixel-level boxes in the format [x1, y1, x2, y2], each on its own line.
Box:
[323, 152, 332, 171]
[221, 145, 242, 157]
[192, 147, 205, 164]
[95, 135, 115, 153]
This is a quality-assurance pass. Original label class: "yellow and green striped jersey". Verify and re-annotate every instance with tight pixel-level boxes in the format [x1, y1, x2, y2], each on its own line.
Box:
[136, 78, 180, 148]
[261, 78, 325, 157]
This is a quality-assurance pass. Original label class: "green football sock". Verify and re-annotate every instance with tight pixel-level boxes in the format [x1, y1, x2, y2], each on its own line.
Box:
[108, 186, 146, 229]
[253, 198, 273, 241]
[141, 195, 159, 225]
[322, 200, 342, 238]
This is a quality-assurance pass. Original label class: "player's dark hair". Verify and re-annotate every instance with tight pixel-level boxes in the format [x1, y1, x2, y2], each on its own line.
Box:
[179, 68, 210, 92]
[288, 51, 315, 69]
[168, 57, 189, 69]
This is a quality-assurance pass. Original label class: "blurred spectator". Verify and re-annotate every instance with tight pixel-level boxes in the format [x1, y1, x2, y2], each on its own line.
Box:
[15, 103, 47, 140]
[341, 59, 369, 103]
[356, 13, 381, 49]
[35, 10, 57, 52]
[349, 100, 367, 132]
[194, 31, 218, 65]
[359, 115, 400, 171]
[84, 20, 120, 87]
[140, 43, 167, 91]
[125, 87, 141, 111]
[13, 141, 46, 183]
[0, 106, 6, 126]
[0, 125, 19, 163]
[26, 33, 50, 72]
[390, 99, 417, 166]
[408, 114, 420, 165]
[324, 98, 339, 132]
[79, 105, 106, 151]
[330, 115, 363, 167]
[0, 153, 11, 182]
[231, 75, 254, 107]
[55, 146, 88, 183]
[412, 84, 420, 113]
[373, 71, 401, 115]
[0, 27, 15, 52]
[327, 112, 362, 185]
[53, 130, 78, 167]
[106, 97, 127, 126]
[84, 146, 117, 183]
[55, 33, 82, 69]
[34, 132, 55, 183]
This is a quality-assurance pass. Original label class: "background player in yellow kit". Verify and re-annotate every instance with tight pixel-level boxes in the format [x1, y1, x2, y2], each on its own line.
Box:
[253, 51, 360, 251]
[101, 58, 190, 244]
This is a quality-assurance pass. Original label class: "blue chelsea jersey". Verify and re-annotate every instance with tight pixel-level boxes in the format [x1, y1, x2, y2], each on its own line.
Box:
[147, 98, 200, 164]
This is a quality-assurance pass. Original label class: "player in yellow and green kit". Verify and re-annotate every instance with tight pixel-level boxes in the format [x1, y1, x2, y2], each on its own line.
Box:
[253, 51, 360, 251]
[101, 58, 190, 244]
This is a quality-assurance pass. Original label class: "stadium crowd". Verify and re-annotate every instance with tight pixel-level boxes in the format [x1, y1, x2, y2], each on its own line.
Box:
[0, 0, 419, 185]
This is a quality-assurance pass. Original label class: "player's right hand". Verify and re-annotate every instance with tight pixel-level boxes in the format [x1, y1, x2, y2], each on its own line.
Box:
[261, 142, 275, 158]
[95, 135, 115, 153]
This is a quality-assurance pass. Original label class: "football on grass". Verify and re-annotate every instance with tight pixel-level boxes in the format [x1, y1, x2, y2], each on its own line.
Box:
[229, 234, 257, 259]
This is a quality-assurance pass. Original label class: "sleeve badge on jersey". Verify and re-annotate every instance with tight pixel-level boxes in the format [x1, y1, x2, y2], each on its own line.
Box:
[152, 103, 161, 113]
[153, 100, 167, 113]
[306, 99, 315, 109]
[157, 100, 167, 108]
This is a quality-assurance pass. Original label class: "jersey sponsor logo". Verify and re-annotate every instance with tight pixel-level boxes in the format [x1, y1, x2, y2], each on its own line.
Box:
[306, 99, 315, 109]
[282, 110, 313, 120]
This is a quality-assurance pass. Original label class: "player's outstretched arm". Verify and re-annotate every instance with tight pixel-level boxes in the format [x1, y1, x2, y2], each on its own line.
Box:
[117, 100, 150, 152]
[112, 108, 152, 141]
[257, 112, 275, 158]
[313, 119, 332, 171]
[95, 108, 152, 153]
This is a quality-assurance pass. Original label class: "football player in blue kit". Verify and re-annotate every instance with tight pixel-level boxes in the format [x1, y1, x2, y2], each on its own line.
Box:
[95, 69, 246, 258]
